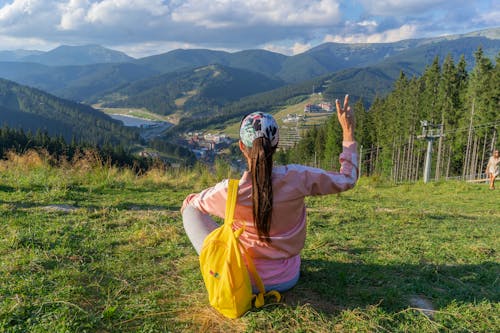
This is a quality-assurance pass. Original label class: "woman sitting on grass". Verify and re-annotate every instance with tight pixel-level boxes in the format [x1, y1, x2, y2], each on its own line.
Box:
[181, 95, 358, 293]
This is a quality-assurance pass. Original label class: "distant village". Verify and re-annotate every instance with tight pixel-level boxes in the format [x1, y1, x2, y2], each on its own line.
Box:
[182, 101, 335, 161]
[139, 100, 335, 163]
[138, 131, 234, 165]
[283, 101, 334, 123]
[184, 132, 233, 159]
[304, 101, 334, 113]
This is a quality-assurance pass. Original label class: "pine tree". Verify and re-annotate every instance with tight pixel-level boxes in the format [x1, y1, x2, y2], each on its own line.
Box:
[323, 109, 342, 169]
[468, 47, 494, 134]
[420, 56, 441, 123]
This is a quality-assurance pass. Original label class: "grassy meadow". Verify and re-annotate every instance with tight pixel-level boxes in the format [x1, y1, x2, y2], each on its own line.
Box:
[0, 151, 498, 332]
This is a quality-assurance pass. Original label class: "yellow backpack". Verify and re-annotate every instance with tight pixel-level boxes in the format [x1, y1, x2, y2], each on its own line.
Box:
[199, 179, 281, 318]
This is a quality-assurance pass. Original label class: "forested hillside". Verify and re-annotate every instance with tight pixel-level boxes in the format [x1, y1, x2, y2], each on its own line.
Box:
[101, 64, 284, 115]
[0, 78, 139, 146]
[0, 62, 159, 102]
[0, 78, 200, 165]
[287, 48, 500, 182]
[168, 75, 327, 135]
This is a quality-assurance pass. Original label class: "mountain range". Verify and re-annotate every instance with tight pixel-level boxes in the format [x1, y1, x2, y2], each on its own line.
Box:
[0, 27, 498, 148]
[0, 29, 497, 106]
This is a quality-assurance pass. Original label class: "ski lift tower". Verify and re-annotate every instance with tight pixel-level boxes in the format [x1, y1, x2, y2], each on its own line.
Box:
[417, 121, 444, 183]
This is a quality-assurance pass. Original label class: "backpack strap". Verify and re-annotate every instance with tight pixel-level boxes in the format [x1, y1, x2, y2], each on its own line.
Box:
[225, 179, 245, 269]
[227, 178, 281, 307]
[225, 179, 239, 227]
[240, 243, 281, 307]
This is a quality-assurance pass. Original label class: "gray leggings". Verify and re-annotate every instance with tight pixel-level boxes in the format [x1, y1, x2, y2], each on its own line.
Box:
[182, 204, 300, 292]
[182, 204, 219, 255]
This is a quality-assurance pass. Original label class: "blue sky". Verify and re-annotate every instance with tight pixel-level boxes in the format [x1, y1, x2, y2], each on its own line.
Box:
[0, 0, 498, 57]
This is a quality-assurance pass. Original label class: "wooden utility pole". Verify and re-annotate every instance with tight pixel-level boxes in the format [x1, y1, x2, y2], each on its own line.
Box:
[463, 100, 475, 179]
[369, 145, 374, 175]
[446, 144, 452, 179]
[408, 134, 415, 181]
[471, 136, 479, 179]
[359, 145, 363, 178]
[491, 127, 497, 153]
[415, 148, 421, 181]
[417, 121, 444, 183]
[480, 132, 488, 178]
[395, 143, 401, 182]
[391, 139, 396, 181]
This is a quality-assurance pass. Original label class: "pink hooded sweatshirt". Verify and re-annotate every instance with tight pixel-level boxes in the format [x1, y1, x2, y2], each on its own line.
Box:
[182, 141, 358, 286]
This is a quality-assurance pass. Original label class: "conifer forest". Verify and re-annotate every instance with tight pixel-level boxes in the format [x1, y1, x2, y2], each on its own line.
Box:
[286, 48, 499, 182]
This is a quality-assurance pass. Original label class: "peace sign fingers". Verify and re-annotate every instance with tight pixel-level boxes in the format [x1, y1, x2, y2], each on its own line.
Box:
[335, 94, 355, 141]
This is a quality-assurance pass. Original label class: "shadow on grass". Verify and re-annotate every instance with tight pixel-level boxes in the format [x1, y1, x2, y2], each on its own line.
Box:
[0, 184, 15, 192]
[0, 199, 180, 213]
[283, 260, 499, 314]
[110, 202, 181, 212]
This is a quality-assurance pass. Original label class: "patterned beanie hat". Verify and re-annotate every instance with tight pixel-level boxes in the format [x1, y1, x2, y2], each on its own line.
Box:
[239, 112, 279, 148]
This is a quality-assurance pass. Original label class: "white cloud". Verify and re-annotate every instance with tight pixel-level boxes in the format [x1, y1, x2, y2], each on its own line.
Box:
[58, 0, 90, 30]
[86, 0, 169, 26]
[261, 43, 291, 55]
[477, 10, 500, 26]
[0, 0, 49, 25]
[291, 42, 313, 55]
[0, 0, 496, 57]
[0, 0, 39, 20]
[112, 40, 207, 58]
[357, 20, 377, 28]
[359, 0, 450, 16]
[171, 0, 341, 28]
[262, 41, 312, 55]
[356, 20, 378, 33]
[324, 24, 418, 43]
[0, 0, 59, 37]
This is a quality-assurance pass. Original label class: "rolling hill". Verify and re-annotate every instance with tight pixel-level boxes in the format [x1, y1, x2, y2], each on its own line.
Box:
[19, 44, 135, 66]
[101, 64, 284, 116]
[134, 48, 287, 79]
[0, 62, 159, 102]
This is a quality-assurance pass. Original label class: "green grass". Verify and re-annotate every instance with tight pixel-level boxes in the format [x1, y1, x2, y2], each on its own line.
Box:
[0, 153, 498, 332]
[96, 106, 172, 122]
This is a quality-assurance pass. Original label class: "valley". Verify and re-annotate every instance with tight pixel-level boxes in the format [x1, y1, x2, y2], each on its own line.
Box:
[0, 27, 498, 167]
[96, 106, 175, 139]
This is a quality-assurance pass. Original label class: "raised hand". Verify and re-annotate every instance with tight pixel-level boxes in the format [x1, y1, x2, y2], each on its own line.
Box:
[335, 94, 355, 141]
